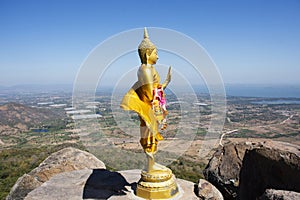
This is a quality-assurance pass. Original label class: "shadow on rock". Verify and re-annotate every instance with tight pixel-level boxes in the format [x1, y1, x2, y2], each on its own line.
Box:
[83, 169, 130, 199]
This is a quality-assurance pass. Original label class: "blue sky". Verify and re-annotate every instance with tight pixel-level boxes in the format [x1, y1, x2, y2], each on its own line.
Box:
[0, 0, 300, 86]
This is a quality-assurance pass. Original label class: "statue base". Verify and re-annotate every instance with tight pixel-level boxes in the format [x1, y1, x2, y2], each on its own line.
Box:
[136, 168, 179, 199]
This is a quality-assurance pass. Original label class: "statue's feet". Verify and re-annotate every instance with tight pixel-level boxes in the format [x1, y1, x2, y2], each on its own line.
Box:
[153, 162, 168, 171]
[144, 151, 169, 173]
[145, 151, 154, 159]
[146, 162, 169, 172]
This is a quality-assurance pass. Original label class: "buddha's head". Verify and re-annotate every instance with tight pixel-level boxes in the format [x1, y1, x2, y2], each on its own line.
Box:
[138, 28, 158, 65]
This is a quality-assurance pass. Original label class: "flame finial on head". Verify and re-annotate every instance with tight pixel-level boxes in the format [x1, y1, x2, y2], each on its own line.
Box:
[144, 27, 149, 39]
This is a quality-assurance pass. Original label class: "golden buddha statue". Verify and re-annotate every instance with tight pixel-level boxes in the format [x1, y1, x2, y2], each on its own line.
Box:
[121, 28, 171, 172]
[120, 28, 178, 199]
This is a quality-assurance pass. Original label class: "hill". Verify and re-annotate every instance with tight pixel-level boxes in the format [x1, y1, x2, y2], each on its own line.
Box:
[0, 102, 65, 135]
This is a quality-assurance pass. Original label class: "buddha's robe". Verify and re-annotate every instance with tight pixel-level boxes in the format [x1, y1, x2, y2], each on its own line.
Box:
[120, 64, 163, 152]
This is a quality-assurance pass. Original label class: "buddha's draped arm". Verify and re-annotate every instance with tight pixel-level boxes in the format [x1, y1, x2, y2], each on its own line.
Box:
[138, 66, 154, 102]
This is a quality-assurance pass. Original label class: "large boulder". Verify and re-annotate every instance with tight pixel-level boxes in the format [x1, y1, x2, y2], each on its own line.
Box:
[238, 142, 300, 199]
[203, 140, 300, 200]
[203, 141, 259, 199]
[6, 147, 106, 200]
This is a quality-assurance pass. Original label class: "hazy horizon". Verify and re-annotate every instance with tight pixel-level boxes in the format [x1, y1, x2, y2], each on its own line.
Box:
[1, 83, 300, 98]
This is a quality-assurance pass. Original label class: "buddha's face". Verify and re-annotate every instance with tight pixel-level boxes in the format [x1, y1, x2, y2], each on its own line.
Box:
[146, 48, 159, 65]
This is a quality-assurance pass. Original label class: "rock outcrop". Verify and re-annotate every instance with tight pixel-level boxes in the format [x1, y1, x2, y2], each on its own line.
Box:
[9, 140, 299, 200]
[197, 179, 224, 200]
[239, 142, 300, 200]
[6, 147, 204, 199]
[204, 140, 300, 200]
[24, 169, 201, 200]
[258, 189, 300, 200]
[7, 147, 224, 199]
[203, 141, 259, 199]
[6, 147, 105, 200]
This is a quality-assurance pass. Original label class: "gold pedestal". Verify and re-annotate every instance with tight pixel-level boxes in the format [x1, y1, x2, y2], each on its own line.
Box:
[136, 168, 179, 199]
